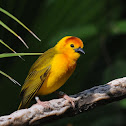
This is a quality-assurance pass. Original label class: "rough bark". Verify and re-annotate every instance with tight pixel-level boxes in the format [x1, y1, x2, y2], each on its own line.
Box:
[0, 77, 126, 126]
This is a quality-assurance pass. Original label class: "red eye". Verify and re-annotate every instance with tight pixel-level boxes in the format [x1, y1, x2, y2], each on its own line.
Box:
[70, 44, 74, 48]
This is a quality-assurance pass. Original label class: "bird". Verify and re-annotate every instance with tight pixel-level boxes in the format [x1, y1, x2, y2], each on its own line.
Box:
[18, 36, 85, 109]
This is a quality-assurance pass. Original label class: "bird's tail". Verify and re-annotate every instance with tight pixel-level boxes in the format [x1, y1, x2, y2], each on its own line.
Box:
[18, 100, 30, 110]
[18, 101, 23, 110]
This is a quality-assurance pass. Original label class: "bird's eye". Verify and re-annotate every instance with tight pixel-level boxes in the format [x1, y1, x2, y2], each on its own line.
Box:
[70, 44, 74, 48]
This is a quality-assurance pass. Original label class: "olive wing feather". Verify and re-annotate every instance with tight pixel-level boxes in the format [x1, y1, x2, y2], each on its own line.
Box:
[18, 48, 57, 109]
[18, 66, 51, 109]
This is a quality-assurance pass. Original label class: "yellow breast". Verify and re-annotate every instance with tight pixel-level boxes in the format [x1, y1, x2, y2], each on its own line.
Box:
[37, 54, 76, 95]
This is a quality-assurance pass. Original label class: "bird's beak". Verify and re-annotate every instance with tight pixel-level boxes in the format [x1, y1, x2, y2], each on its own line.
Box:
[74, 47, 85, 54]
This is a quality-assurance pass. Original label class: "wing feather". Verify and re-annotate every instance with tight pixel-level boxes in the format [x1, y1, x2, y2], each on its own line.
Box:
[18, 66, 51, 109]
[18, 48, 57, 109]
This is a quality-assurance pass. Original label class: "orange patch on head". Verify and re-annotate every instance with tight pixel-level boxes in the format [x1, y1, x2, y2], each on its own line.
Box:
[65, 36, 84, 48]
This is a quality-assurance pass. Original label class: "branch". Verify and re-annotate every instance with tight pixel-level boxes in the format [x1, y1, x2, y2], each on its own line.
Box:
[1, 77, 126, 126]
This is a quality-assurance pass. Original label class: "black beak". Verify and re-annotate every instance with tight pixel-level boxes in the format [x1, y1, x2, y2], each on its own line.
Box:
[74, 47, 85, 54]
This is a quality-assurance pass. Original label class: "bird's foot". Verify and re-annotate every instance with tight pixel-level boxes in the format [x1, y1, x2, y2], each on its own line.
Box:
[57, 91, 75, 108]
[63, 94, 75, 108]
[35, 96, 50, 109]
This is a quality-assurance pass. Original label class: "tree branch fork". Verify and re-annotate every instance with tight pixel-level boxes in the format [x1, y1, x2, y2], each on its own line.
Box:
[1, 77, 126, 126]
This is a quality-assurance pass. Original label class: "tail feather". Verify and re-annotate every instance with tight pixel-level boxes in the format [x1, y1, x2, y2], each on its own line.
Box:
[18, 101, 29, 110]
[18, 101, 23, 110]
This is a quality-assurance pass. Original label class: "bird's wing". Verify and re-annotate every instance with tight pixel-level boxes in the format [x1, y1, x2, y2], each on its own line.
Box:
[28, 47, 56, 73]
[18, 48, 57, 109]
[18, 66, 51, 109]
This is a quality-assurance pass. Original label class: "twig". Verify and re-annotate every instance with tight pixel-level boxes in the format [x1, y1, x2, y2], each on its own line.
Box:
[0, 77, 126, 126]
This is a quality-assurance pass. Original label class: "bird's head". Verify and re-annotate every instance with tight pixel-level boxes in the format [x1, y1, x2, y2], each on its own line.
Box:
[55, 36, 85, 60]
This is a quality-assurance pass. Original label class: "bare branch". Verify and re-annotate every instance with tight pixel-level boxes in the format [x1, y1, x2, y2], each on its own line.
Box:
[1, 77, 126, 126]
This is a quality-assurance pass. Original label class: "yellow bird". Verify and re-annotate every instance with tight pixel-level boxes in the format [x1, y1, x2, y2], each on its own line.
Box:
[18, 36, 85, 109]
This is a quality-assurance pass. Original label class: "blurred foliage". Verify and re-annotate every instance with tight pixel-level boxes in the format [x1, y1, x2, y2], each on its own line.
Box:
[1, 0, 126, 126]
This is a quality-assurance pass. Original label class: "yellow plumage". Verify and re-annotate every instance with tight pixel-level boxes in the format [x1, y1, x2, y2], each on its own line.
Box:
[18, 36, 84, 109]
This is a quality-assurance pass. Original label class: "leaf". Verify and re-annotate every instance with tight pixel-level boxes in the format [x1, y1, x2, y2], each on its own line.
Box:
[0, 70, 21, 86]
[0, 20, 29, 48]
[0, 8, 42, 86]
[0, 53, 42, 58]
[0, 7, 41, 41]
[0, 39, 25, 60]
[0, 39, 16, 53]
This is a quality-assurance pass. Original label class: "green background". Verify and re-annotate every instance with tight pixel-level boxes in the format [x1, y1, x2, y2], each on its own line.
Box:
[1, 0, 126, 126]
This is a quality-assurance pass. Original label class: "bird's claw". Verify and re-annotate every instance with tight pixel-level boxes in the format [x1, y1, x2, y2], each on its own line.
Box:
[56, 91, 75, 108]
[35, 96, 50, 109]
[63, 94, 75, 108]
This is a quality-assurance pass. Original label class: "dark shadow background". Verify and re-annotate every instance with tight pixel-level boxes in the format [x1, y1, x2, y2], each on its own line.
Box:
[1, 0, 126, 126]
